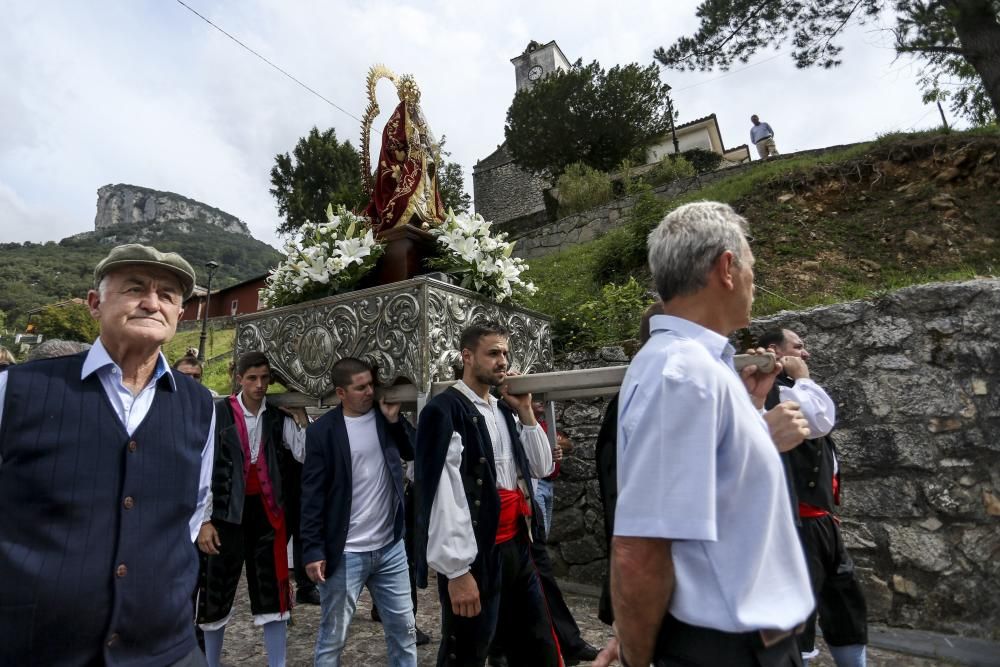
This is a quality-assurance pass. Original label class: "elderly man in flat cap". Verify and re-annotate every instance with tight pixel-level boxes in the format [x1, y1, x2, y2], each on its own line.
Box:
[0, 244, 215, 667]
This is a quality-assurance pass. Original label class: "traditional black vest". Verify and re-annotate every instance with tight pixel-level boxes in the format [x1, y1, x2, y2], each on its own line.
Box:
[766, 374, 839, 515]
[414, 387, 538, 598]
[210, 397, 288, 524]
[0, 352, 213, 666]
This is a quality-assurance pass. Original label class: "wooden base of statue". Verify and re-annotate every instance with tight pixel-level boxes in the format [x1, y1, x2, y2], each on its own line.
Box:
[369, 223, 439, 286]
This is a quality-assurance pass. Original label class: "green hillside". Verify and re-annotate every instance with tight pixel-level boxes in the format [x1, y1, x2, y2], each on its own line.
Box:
[524, 129, 1000, 351]
[0, 220, 281, 326]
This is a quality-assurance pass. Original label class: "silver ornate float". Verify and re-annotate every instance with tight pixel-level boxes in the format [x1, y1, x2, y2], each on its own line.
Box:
[234, 276, 553, 400]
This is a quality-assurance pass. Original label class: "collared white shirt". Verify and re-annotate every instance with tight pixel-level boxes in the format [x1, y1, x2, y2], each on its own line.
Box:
[615, 315, 813, 632]
[0, 337, 215, 542]
[233, 392, 306, 464]
[779, 378, 836, 439]
[427, 380, 553, 579]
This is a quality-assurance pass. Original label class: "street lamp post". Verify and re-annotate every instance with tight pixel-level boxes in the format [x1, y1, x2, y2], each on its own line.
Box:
[197, 260, 220, 362]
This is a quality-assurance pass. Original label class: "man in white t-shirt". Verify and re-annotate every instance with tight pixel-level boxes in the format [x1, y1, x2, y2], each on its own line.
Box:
[608, 201, 815, 667]
[300, 357, 417, 666]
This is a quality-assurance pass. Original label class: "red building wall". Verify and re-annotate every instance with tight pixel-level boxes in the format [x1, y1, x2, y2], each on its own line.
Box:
[180, 276, 268, 322]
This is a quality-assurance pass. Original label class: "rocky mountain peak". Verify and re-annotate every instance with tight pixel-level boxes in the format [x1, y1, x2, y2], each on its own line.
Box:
[95, 184, 250, 236]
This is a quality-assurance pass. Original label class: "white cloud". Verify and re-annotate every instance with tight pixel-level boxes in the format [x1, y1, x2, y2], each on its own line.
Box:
[0, 1, 956, 251]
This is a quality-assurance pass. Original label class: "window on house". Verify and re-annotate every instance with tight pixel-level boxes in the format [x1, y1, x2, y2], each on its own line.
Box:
[231, 299, 238, 316]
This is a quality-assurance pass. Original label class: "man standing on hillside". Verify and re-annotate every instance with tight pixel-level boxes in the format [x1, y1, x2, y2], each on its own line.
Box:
[414, 322, 560, 666]
[751, 114, 779, 158]
[196, 351, 308, 667]
[0, 244, 215, 666]
[761, 328, 868, 667]
[610, 202, 813, 666]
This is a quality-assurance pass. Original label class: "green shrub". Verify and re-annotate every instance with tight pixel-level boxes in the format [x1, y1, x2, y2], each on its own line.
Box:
[682, 147, 724, 173]
[556, 163, 614, 216]
[575, 277, 653, 347]
[648, 154, 696, 185]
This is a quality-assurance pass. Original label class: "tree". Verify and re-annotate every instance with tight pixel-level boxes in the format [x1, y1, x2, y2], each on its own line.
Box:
[505, 60, 674, 177]
[270, 127, 365, 235]
[438, 162, 472, 214]
[653, 1, 1000, 126]
[435, 136, 472, 214]
[32, 303, 99, 343]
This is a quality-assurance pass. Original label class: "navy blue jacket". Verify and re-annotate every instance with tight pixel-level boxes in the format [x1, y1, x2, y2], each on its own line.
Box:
[413, 388, 539, 599]
[299, 405, 415, 573]
[0, 353, 213, 666]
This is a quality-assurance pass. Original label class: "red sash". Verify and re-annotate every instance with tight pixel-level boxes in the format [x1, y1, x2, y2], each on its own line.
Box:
[229, 395, 291, 613]
[495, 488, 532, 545]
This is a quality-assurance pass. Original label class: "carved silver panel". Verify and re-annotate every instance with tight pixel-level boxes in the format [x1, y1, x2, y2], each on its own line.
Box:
[235, 276, 553, 398]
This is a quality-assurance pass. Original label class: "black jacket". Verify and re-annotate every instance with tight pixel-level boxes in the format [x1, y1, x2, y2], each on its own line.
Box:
[299, 406, 415, 573]
[414, 387, 539, 599]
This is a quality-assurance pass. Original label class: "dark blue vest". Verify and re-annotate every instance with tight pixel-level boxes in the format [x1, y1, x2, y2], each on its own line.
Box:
[0, 352, 214, 666]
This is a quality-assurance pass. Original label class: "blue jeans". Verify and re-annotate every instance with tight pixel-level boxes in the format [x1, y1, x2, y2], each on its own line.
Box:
[315, 539, 416, 666]
[535, 479, 554, 537]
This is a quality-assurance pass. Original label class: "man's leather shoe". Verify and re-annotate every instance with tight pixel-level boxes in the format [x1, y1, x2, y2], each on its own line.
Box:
[295, 587, 321, 605]
[563, 641, 600, 665]
[416, 627, 431, 646]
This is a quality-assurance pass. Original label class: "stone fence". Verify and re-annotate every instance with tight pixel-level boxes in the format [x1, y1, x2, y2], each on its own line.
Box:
[505, 144, 855, 260]
[546, 279, 1000, 639]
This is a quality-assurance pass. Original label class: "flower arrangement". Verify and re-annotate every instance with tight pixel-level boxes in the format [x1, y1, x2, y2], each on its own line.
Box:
[260, 205, 384, 307]
[429, 210, 537, 303]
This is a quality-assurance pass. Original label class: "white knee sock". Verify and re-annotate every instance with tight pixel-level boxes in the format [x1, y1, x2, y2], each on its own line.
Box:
[262, 620, 287, 667]
[202, 627, 225, 667]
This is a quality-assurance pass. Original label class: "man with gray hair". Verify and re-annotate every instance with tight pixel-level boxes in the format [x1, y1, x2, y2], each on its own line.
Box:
[0, 244, 215, 666]
[609, 202, 814, 666]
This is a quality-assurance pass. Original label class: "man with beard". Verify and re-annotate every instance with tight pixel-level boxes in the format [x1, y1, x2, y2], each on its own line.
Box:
[414, 322, 559, 666]
[761, 328, 868, 667]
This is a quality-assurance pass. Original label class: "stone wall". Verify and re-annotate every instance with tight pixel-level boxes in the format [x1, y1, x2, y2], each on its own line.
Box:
[547, 279, 1000, 639]
[95, 184, 250, 236]
[506, 144, 854, 260]
[472, 145, 550, 226]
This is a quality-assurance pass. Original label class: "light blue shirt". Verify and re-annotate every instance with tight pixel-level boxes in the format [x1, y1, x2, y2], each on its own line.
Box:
[750, 121, 774, 144]
[0, 338, 215, 542]
[615, 314, 813, 632]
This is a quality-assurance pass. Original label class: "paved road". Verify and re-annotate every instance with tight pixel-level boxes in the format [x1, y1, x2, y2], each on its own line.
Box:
[219, 575, 950, 666]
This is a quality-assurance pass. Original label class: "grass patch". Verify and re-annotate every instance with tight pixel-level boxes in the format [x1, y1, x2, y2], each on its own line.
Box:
[163, 327, 235, 364]
[524, 128, 1000, 351]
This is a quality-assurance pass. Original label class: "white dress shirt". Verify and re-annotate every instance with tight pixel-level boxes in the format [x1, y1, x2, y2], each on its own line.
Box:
[779, 378, 836, 438]
[0, 338, 215, 543]
[615, 315, 813, 633]
[427, 380, 553, 579]
[233, 392, 306, 464]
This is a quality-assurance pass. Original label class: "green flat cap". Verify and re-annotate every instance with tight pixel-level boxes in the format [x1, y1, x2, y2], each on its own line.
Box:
[94, 244, 197, 300]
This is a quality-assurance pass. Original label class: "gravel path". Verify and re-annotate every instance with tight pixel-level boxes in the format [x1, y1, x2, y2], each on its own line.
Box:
[218, 575, 949, 666]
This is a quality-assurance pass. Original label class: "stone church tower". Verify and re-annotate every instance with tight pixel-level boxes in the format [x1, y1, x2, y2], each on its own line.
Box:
[473, 41, 570, 229]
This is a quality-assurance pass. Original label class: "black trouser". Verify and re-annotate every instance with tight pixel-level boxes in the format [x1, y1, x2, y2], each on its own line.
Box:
[530, 534, 588, 654]
[436, 531, 561, 667]
[798, 514, 868, 652]
[653, 614, 802, 667]
[197, 496, 284, 622]
[282, 458, 314, 592]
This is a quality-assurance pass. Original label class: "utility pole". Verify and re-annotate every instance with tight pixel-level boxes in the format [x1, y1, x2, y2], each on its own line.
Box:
[665, 84, 680, 155]
[197, 260, 220, 362]
[937, 101, 949, 130]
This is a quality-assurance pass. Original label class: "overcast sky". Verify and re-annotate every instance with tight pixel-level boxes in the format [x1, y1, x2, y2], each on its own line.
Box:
[0, 1, 958, 250]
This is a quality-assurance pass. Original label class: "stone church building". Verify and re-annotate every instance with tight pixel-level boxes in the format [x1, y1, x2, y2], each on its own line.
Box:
[473, 40, 750, 228]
